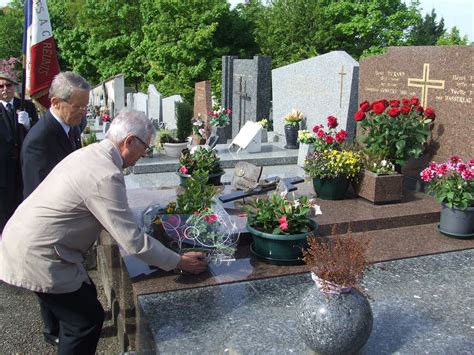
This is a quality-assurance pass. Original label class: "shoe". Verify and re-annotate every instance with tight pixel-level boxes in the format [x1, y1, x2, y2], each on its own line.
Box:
[43, 333, 59, 346]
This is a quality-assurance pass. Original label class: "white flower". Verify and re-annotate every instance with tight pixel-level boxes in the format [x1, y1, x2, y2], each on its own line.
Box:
[280, 190, 288, 198]
[381, 160, 387, 167]
[293, 200, 301, 208]
[312, 205, 322, 216]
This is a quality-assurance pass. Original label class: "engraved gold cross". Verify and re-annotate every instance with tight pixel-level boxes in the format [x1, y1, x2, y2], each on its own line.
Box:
[407, 63, 445, 107]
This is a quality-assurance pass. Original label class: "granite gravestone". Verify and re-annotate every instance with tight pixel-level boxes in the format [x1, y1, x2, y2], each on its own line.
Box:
[126, 92, 134, 109]
[193, 81, 212, 141]
[148, 84, 162, 123]
[359, 45, 474, 164]
[272, 51, 359, 140]
[104, 74, 125, 116]
[221, 56, 272, 142]
[133, 92, 148, 116]
[162, 95, 183, 130]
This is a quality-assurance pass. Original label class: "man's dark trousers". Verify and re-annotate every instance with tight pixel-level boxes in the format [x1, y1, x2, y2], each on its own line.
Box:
[35, 281, 105, 354]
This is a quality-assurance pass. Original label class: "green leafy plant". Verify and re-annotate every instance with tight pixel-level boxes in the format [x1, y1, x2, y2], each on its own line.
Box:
[155, 128, 177, 147]
[420, 156, 474, 209]
[176, 100, 193, 142]
[209, 107, 231, 127]
[283, 108, 304, 126]
[244, 192, 321, 235]
[81, 132, 97, 147]
[178, 146, 223, 176]
[354, 97, 435, 166]
[304, 149, 363, 180]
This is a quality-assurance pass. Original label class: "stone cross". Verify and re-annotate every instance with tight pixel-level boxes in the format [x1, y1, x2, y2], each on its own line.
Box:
[235, 75, 251, 131]
[339, 65, 347, 108]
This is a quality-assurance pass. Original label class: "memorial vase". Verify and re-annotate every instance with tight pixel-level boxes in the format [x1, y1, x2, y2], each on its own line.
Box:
[354, 170, 403, 204]
[284, 124, 299, 149]
[312, 176, 350, 200]
[163, 142, 189, 158]
[438, 203, 474, 238]
[246, 219, 317, 261]
[296, 273, 373, 355]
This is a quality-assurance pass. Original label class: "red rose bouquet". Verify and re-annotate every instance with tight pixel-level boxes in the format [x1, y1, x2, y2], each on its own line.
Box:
[354, 97, 435, 166]
[298, 115, 348, 152]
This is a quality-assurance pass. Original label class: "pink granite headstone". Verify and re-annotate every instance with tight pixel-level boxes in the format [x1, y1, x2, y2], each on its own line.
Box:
[193, 81, 212, 141]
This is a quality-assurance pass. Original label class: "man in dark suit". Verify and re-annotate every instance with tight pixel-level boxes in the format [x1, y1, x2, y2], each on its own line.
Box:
[21, 71, 91, 347]
[0, 71, 38, 232]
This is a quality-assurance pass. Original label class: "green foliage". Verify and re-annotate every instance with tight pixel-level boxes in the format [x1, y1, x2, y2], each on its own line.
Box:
[175, 100, 193, 142]
[304, 149, 363, 180]
[244, 192, 319, 235]
[0, 1, 24, 60]
[176, 169, 217, 213]
[408, 9, 445, 45]
[81, 132, 97, 147]
[436, 27, 471, 45]
[178, 147, 223, 176]
[155, 128, 178, 146]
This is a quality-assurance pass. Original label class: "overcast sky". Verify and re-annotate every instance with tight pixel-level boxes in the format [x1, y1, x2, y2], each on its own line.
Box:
[1, 0, 472, 41]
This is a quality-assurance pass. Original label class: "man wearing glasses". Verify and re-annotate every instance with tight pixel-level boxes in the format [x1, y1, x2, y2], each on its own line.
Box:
[20, 71, 91, 346]
[0, 71, 39, 233]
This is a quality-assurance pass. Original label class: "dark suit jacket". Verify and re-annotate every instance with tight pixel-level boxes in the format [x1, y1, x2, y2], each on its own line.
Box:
[21, 110, 81, 199]
[0, 98, 39, 230]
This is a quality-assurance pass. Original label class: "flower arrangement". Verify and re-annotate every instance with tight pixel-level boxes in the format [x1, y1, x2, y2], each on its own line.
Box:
[100, 107, 112, 123]
[283, 109, 304, 126]
[244, 192, 322, 235]
[361, 151, 397, 175]
[304, 149, 363, 180]
[192, 114, 206, 139]
[303, 226, 371, 292]
[354, 97, 435, 166]
[257, 118, 269, 129]
[209, 107, 231, 127]
[298, 116, 348, 151]
[178, 146, 223, 176]
[420, 156, 474, 210]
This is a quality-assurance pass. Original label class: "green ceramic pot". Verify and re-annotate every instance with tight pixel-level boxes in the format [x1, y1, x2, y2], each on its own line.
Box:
[246, 219, 318, 261]
[312, 176, 350, 200]
[176, 170, 224, 187]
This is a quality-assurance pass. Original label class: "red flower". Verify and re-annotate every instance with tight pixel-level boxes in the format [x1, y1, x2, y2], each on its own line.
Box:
[387, 107, 400, 117]
[325, 135, 334, 144]
[414, 105, 424, 113]
[179, 166, 188, 174]
[410, 97, 419, 105]
[327, 116, 338, 128]
[278, 215, 288, 231]
[316, 129, 325, 138]
[402, 98, 410, 106]
[312, 124, 323, 133]
[389, 100, 400, 107]
[372, 101, 386, 114]
[354, 110, 365, 121]
[206, 213, 218, 223]
[359, 101, 371, 112]
[400, 106, 411, 115]
[424, 107, 435, 121]
[335, 130, 347, 143]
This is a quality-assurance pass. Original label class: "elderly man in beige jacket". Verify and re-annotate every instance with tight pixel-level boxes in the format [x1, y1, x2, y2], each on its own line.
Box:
[0, 110, 207, 354]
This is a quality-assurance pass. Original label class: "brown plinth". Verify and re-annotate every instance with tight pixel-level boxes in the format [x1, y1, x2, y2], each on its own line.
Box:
[354, 170, 404, 204]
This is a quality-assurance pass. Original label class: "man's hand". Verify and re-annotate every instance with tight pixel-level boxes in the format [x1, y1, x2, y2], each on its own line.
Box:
[176, 251, 208, 274]
[17, 111, 30, 129]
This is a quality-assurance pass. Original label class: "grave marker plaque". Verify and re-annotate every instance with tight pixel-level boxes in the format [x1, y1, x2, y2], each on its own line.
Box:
[193, 81, 212, 140]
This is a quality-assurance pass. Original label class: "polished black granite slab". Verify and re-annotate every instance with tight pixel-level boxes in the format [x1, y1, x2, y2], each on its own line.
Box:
[139, 249, 474, 354]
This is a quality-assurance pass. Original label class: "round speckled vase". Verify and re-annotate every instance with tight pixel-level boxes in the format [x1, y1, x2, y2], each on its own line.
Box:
[296, 274, 373, 354]
[284, 124, 299, 149]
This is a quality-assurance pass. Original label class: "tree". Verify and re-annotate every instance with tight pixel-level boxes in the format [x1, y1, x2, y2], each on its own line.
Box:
[408, 9, 445, 45]
[0, 0, 24, 60]
[436, 26, 471, 45]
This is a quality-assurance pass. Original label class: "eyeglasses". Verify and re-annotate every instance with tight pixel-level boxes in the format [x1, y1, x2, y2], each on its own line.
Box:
[0, 83, 14, 90]
[134, 136, 154, 154]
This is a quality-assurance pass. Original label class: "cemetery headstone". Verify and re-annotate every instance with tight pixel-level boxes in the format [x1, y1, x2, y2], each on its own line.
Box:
[272, 51, 359, 141]
[193, 81, 212, 141]
[104, 74, 125, 116]
[162, 95, 183, 130]
[148, 84, 163, 123]
[126, 92, 134, 109]
[359, 45, 474, 166]
[133, 92, 148, 116]
[221, 55, 272, 142]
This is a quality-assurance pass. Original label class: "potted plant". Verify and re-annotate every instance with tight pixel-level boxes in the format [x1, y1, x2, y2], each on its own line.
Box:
[283, 108, 304, 149]
[304, 149, 363, 200]
[297, 115, 349, 166]
[257, 118, 269, 143]
[191, 114, 206, 145]
[244, 191, 322, 261]
[354, 152, 404, 204]
[296, 227, 372, 354]
[209, 107, 231, 129]
[420, 156, 474, 237]
[354, 97, 435, 170]
[156, 101, 193, 157]
[177, 146, 224, 186]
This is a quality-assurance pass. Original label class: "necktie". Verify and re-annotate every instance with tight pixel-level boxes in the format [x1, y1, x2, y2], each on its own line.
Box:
[68, 128, 76, 150]
[6, 103, 13, 115]
[5, 103, 15, 132]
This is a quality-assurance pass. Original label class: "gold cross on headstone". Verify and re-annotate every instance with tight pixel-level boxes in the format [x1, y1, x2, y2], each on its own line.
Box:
[339, 66, 347, 108]
[407, 63, 445, 107]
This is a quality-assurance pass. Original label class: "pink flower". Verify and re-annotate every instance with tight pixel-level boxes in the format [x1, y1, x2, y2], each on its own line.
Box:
[179, 166, 188, 174]
[316, 129, 325, 138]
[327, 116, 338, 128]
[278, 215, 288, 231]
[420, 168, 435, 182]
[435, 163, 448, 177]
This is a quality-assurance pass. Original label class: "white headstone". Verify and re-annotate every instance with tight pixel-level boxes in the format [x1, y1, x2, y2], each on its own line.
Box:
[126, 92, 134, 108]
[104, 74, 125, 116]
[162, 95, 183, 130]
[230, 121, 262, 153]
[272, 51, 359, 140]
[148, 84, 163, 122]
[133, 92, 148, 116]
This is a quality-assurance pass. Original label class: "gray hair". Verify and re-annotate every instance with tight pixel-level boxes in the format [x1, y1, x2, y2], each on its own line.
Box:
[49, 71, 91, 100]
[106, 109, 155, 144]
